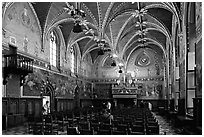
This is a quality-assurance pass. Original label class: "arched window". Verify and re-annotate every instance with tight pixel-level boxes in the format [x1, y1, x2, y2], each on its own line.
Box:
[70, 46, 75, 73]
[50, 31, 57, 67]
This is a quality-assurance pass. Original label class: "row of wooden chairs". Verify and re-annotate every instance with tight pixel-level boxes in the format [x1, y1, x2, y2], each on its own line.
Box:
[73, 108, 159, 135]
[27, 107, 159, 135]
[111, 108, 160, 135]
[67, 125, 144, 135]
[27, 114, 69, 135]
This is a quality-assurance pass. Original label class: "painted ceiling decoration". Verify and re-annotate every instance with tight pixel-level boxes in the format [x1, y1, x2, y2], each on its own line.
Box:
[102, 55, 116, 68]
[135, 50, 151, 67]
[3, 2, 181, 68]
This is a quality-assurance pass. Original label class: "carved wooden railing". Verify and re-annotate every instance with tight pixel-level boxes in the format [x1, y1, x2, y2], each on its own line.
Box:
[3, 54, 34, 74]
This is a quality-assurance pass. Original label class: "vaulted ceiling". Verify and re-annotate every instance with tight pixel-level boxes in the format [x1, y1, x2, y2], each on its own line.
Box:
[29, 2, 181, 65]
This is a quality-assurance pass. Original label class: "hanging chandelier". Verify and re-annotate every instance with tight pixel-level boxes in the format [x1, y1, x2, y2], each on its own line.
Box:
[64, 4, 88, 33]
[97, 40, 105, 55]
[118, 69, 123, 73]
[111, 53, 118, 66]
[71, 8, 86, 19]
[97, 39, 111, 55]
[111, 61, 116, 66]
[118, 62, 124, 73]
[73, 20, 83, 33]
[72, 9, 86, 33]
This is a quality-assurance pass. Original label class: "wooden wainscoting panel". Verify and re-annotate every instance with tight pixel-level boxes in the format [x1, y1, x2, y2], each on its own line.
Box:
[2, 100, 8, 115]
[34, 101, 41, 117]
[19, 100, 26, 114]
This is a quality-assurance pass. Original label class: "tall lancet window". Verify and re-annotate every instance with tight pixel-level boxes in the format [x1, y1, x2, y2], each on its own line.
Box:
[70, 46, 75, 73]
[50, 31, 57, 67]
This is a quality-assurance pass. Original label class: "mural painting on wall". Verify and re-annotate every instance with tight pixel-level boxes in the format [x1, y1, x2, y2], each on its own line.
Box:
[45, 73, 76, 98]
[80, 83, 92, 99]
[7, 6, 17, 21]
[23, 35, 28, 53]
[21, 5, 31, 27]
[34, 41, 39, 57]
[23, 69, 46, 96]
[196, 2, 202, 27]
[31, 21, 39, 33]
[93, 84, 111, 99]
[137, 83, 162, 99]
[54, 79, 75, 98]
[23, 69, 76, 98]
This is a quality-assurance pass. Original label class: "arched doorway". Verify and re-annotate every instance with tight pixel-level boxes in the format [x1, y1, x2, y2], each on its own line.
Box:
[42, 82, 55, 114]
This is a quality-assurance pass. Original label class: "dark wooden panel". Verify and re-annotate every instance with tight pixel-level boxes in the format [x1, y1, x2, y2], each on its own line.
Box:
[68, 100, 71, 110]
[65, 101, 69, 111]
[27, 101, 33, 115]
[81, 99, 92, 108]
[60, 102, 63, 111]
[34, 101, 40, 117]
[70, 101, 74, 110]
[193, 98, 202, 126]
[178, 99, 186, 115]
[2, 100, 8, 115]
[169, 99, 175, 111]
[10, 101, 17, 114]
[15, 114, 24, 125]
[2, 97, 44, 129]
[19, 100, 26, 114]
[63, 101, 66, 111]
[57, 101, 60, 112]
[7, 115, 15, 127]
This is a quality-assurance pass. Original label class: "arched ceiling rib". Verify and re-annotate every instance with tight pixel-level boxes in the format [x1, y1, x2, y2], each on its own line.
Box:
[31, 2, 51, 33]
[26, 2, 179, 65]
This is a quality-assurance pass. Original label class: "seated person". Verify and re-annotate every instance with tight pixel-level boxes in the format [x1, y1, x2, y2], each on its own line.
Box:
[140, 100, 144, 108]
[100, 109, 113, 122]
[100, 102, 113, 122]
[106, 101, 111, 113]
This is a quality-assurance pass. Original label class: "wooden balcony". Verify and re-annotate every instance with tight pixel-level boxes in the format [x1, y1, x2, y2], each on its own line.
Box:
[3, 54, 34, 74]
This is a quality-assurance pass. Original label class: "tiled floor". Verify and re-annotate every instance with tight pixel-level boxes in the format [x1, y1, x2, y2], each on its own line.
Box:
[2, 123, 67, 135]
[153, 113, 183, 135]
[2, 114, 183, 135]
[2, 124, 30, 135]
